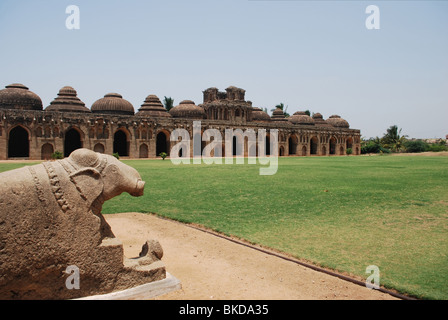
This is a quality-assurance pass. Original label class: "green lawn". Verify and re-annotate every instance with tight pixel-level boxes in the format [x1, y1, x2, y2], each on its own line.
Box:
[1, 155, 447, 299]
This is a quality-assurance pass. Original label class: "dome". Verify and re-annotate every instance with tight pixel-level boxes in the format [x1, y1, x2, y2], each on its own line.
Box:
[312, 112, 332, 127]
[136, 94, 171, 118]
[0, 83, 43, 111]
[271, 107, 288, 122]
[91, 93, 134, 115]
[251, 107, 271, 122]
[326, 115, 350, 128]
[169, 100, 205, 119]
[288, 111, 315, 126]
[45, 86, 91, 113]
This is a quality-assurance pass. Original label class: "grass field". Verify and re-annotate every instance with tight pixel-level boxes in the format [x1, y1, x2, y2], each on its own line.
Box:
[1, 154, 447, 299]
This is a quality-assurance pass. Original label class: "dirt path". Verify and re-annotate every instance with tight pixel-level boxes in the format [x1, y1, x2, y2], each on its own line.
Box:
[106, 212, 399, 300]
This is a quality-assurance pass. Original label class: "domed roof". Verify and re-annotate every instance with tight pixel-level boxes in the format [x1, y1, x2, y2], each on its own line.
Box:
[251, 107, 271, 122]
[0, 83, 43, 111]
[136, 94, 171, 118]
[312, 112, 332, 127]
[288, 111, 315, 126]
[91, 93, 134, 115]
[169, 100, 205, 119]
[271, 107, 288, 122]
[45, 86, 91, 113]
[326, 115, 350, 128]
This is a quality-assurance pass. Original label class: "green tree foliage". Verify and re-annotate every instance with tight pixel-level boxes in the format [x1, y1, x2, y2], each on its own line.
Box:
[163, 96, 174, 112]
[404, 140, 428, 153]
[381, 125, 408, 152]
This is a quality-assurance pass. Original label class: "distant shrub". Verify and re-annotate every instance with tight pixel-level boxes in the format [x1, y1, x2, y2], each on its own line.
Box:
[427, 144, 448, 152]
[51, 151, 64, 159]
[361, 142, 381, 154]
[113, 152, 120, 159]
[404, 140, 428, 153]
[159, 152, 168, 160]
[346, 148, 353, 155]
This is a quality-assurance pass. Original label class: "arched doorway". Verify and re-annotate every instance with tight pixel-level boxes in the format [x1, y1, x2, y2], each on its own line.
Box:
[156, 131, 170, 156]
[288, 135, 298, 155]
[113, 130, 129, 157]
[265, 135, 271, 156]
[302, 146, 307, 156]
[322, 146, 327, 156]
[340, 146, 345, 155]
[330, 137, 337, 155]
[64, 128, 82, 157]
[139, 144, 148, 158]
[279, 146, 284, 156]
[41, 143, 54, 160]
[8, 126, 29, 158]
[310, 137, 318, 155]
[94, 143, 105, 154]
[346, 137, 353, 150]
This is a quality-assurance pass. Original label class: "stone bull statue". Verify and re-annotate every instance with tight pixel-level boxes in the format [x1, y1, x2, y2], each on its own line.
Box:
[0, 148, 165, 299]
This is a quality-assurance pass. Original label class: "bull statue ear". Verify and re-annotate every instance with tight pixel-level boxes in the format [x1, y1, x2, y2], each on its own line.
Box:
[69, 168, 104, 208]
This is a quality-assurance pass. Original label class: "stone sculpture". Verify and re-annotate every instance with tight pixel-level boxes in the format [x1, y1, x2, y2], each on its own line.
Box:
[0, 149, 165, 299]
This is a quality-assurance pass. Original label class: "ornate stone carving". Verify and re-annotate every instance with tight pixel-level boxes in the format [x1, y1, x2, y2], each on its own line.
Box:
[0, 149, 165, 300]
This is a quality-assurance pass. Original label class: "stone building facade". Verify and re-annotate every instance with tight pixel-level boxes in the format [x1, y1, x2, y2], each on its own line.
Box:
[0, 83, 361, 160]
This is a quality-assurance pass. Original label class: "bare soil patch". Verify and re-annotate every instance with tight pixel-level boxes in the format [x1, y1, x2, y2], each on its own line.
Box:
[106, 212, 400, 300]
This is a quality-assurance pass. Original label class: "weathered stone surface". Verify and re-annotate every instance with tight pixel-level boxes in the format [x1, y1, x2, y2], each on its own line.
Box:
[0, 148, 166, 300]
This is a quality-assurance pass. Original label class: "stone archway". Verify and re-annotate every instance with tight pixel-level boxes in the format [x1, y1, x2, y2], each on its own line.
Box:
[94, 143, 105, 154]
[64, 128, 82, 157]
[113, 129, 129, 157]
[302, 145, 307, 156]
[156, 131, 170, 156]
[330, 137, 337, 155]
[279, 146, 284, 157]
[8, 126, 30, 158]
[310, 136, 318, 155]
[288, 135, 298, 155]
[139, 144, 149, 158]
[41, 143, 54, 160]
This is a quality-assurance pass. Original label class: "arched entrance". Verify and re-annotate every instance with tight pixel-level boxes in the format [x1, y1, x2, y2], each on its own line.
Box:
[64, 128, 82, 157]
[330, 137, 337, 155]
[302, 146, 307, 156]
[310, 137, 318, 155]
[322, 146, 327, 156]
[94, 143, 105, 154]
[265, 135, 271, 156]
[139, 144, 148, 158]
[156, 131, 170, 156]
[113, 130, 129, 157]
[41, 143, 54, 160]
[346, 137, 353, 150]
[288, 135, 298, 155]
[8, 126, 29, 158]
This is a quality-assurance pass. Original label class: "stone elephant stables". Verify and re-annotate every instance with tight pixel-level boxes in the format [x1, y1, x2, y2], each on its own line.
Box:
[0, 84, 361, 160]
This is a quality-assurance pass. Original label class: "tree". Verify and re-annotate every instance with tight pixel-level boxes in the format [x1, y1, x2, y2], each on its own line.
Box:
[304, 110, 311, 116]
[381, 125, 408, 152]
[163, 96, 174, 112]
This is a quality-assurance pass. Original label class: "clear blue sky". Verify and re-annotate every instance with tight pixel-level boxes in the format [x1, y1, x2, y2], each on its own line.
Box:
[0, 0, 447, 139]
